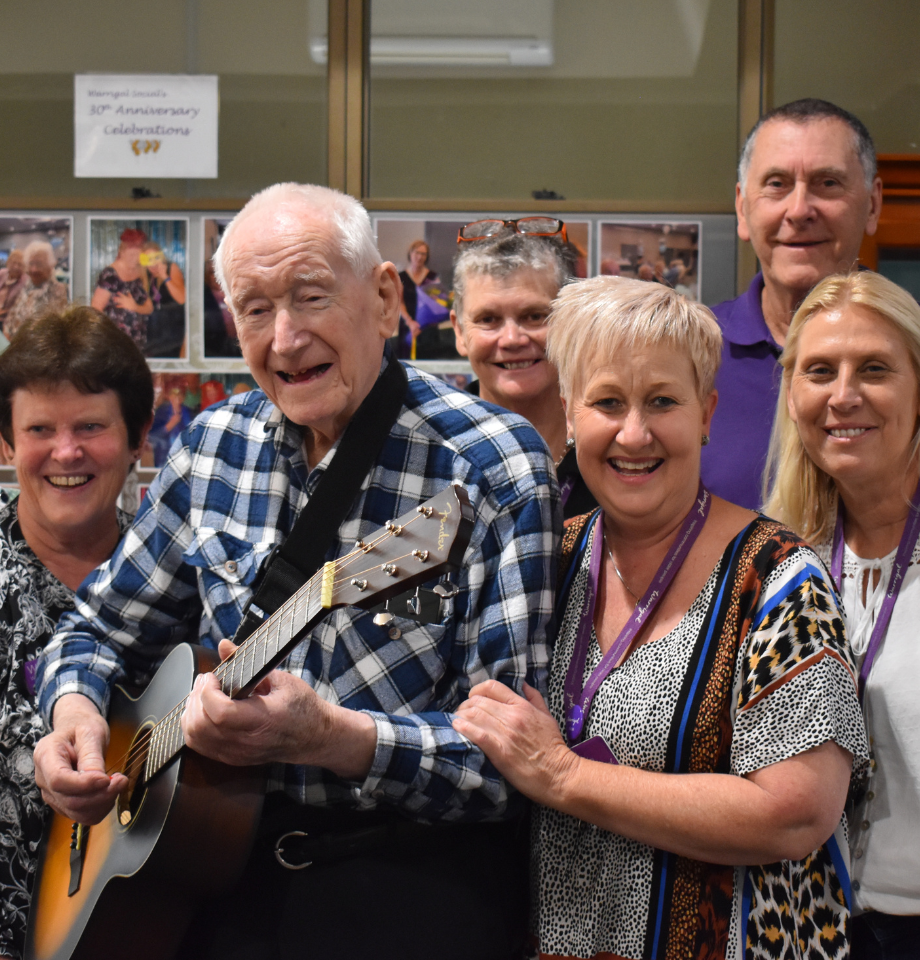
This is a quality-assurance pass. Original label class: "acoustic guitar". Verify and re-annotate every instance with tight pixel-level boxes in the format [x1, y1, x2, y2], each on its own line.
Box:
[26, 484, 473, 960]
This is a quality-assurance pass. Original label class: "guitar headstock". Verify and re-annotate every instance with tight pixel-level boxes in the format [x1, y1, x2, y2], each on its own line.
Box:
[330, 484, 473, 611]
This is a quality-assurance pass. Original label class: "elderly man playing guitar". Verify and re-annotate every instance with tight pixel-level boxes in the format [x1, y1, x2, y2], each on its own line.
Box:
[32, 183, 559, 960]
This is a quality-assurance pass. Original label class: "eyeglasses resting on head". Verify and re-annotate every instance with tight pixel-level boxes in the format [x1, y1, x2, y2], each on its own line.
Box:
[457, 217, 567, 244]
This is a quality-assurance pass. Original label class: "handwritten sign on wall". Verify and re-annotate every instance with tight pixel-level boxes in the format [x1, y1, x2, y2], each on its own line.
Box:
[74, 75, 218, 178]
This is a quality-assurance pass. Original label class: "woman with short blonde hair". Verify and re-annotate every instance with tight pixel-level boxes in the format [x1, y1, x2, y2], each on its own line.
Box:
[455, 276, 867, 960]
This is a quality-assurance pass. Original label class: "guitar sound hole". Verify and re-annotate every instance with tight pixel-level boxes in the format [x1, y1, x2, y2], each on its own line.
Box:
[115, 723, 152, 829]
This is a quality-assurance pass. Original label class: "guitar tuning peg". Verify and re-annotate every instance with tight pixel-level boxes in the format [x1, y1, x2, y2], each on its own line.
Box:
[373, 611, 395, 627]
[433, 578, 459, 599]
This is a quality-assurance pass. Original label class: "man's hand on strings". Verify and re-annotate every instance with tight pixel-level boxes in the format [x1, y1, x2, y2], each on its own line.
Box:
[181, 640, 378, 780]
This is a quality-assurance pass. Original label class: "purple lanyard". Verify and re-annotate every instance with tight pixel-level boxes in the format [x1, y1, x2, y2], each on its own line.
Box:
[830, 480, 920, 698]
[559, 476, 575, 508]
[563, 483, 711, 744]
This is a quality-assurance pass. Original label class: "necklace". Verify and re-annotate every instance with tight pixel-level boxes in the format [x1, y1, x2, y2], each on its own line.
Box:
[604, 530, 639, 603]
[554, 436, 575, 469]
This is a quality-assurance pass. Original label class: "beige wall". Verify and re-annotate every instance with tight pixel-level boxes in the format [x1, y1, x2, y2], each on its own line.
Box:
[368, 0, 738, 201]
[0, 0, 327, 199]
[774, 0, 920, 154]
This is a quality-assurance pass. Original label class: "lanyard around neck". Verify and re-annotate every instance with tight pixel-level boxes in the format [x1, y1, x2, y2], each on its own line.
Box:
[830, 480, 920, 698]
[563, 483, 711, 744]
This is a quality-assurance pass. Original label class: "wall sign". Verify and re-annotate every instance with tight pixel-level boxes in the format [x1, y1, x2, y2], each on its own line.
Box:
[74, 74, 218, 178]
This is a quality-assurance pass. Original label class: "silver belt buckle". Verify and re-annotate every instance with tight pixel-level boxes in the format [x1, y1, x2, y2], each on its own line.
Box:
[274, 829, 312, 870]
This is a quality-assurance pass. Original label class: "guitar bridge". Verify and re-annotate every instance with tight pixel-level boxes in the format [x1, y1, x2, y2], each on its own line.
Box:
[68, 822, 88, 896]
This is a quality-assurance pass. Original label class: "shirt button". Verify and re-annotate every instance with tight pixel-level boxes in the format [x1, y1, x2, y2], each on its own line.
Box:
[867, 791, 875, 801]
[388, 627, 402, 640]
[853, 880, 861, 891]
[862, 820, 871, 831]
[224, 560, 238, 575]
[854, 849, 864, 859]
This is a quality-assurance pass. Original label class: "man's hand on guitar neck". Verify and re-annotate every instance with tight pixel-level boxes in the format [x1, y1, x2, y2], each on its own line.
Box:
[180, 640, 378, 781]
[33, 694, 128, 824]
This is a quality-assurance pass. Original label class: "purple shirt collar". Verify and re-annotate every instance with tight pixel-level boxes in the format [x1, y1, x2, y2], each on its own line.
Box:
[718, 272, 781, 351]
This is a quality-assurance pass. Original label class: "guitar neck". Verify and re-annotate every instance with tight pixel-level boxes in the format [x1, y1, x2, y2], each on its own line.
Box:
[144, 563, 334, 780]
[138, 483, 473, 785]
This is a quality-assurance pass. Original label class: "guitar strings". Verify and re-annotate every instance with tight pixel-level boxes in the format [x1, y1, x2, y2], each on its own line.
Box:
[102, 510, 440, 782]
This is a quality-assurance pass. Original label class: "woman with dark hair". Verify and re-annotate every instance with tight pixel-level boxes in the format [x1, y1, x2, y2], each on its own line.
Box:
[0, 307, 153, 960]
[90, 228, 153, 350]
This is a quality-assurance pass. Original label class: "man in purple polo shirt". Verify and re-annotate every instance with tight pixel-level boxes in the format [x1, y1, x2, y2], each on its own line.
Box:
[701, 98, 882, 509]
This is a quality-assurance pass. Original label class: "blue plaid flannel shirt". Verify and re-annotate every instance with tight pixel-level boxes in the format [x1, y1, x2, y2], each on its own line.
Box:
[37, 364, 560, 822]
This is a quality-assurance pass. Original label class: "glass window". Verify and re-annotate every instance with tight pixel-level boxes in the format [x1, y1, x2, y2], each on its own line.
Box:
[365, 0, 738, 204]
[774, 0, 920, 154]
[0, 0, 327, 200]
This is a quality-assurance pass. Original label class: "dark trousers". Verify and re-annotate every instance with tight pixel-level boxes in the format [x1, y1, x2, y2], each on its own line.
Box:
[852, 912, 920, 960]
[174, 798, 530, 960]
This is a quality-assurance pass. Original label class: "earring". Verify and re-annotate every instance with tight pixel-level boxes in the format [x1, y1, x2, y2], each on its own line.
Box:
[701, 435, 710, 446]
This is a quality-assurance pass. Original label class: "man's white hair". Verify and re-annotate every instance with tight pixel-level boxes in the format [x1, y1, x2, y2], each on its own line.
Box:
[213, 183, 381, 297]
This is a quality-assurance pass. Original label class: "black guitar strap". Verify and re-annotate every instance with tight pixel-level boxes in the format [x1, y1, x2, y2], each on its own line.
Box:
[232, 352, 409, 644]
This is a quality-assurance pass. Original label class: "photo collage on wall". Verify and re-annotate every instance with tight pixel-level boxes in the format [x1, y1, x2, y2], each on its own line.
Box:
[89, 217, 189, 359]
[0, 216, 73, 344]
[598, 221, 701, 301]
[0, 211, 707, 494]
[374, 218, 591, 362]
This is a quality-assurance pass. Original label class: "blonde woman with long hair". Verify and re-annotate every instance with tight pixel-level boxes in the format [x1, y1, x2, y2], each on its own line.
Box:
[764, 270, 920, 958]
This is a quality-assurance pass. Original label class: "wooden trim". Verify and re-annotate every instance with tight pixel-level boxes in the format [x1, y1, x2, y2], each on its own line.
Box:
[0, 197, 735, 215]
[345, 0, 370, 197]
[735, 0, 774, 295]
[327, 0, 349, 192]
[858, 154, 920, 269]
[363, 198, 735, 214]
[0, 197, 246, 211]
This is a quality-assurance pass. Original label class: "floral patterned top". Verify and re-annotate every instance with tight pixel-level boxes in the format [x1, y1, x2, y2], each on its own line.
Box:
[4, 279, 67, 339]
[536, 513, 869, 960]
[94, 266, 149, 349]
[0, 499, 130, 960]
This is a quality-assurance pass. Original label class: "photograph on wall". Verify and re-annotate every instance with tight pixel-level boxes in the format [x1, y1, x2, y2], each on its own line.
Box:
[203, 218, 240, 357]
[374, 217, 589, 362]
[88, 217, 189, 359]
[144, 370, 258, 468]
[598, 221, 701, 301]
[0, 215, 72, 341]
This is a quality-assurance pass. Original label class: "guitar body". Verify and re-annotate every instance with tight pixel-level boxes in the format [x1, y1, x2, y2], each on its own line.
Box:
[27, 485, 474, 960]
[26, 643, 266, 960]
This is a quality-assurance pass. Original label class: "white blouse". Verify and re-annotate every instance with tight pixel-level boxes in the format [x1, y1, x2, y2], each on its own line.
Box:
[817, 537, 920, 915]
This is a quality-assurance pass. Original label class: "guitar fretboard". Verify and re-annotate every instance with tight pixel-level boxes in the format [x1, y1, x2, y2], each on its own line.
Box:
[143, 562, 335, 781]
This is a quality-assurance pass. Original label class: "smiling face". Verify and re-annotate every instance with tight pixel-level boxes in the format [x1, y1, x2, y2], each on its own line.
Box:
[27, 253, 53, 287]
[1, 383, 140, 546]
[5, 251, 24, 281]
[568, 341, 716, 532]
[224, 202, 398, 452]
[736, 118, 882, 302]
[787, 304, 920, 494]
[451, 268, 560, 410]
[408, 244, 429, 272]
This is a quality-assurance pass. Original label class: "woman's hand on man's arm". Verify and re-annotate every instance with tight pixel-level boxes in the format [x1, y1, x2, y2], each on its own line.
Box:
[454, 680, 852, 866]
